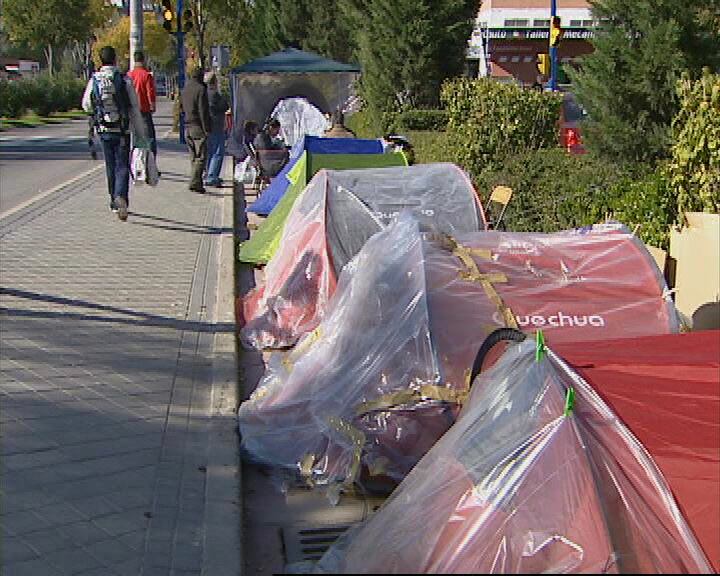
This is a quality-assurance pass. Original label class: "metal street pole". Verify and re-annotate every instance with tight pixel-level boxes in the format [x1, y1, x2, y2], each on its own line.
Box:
[550, 0, 558, 91]
[129, 0, 143, 69]
[177, 0, 186, 144]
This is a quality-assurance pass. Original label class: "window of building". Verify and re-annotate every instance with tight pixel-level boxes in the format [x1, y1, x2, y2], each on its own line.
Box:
[510, 55, 521, 63]
[533, 19, 550, 27]
[582, 19, 595, 27]
[569, 19, 582, 27]
[504, 19, 529, 27]
[523, 56, 535, 63]
[498, 56, 509, 63]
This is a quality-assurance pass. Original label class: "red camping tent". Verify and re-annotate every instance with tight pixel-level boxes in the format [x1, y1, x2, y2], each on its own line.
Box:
[315, 336, 715, 573]
[554, 331, 720, 573]
[238, 217, 682, 494]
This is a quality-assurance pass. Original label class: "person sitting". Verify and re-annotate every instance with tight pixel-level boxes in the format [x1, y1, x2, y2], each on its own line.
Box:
[323, 109, 356, 139]
[243, 120, 259, 149]
[253, 118, 289, 177]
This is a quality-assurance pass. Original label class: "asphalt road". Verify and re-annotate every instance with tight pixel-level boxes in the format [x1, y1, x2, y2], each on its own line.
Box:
[0, 99, 176, 219]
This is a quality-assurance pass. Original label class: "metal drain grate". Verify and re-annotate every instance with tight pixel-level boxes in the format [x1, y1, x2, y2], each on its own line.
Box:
[283, 524, 351, 563]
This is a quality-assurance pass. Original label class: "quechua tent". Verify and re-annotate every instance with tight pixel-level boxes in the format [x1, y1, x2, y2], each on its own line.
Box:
[238, 215, 679, 493]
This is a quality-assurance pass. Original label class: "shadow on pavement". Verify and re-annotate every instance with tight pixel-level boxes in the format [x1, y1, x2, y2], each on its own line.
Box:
[0, 287, 234, 333]
[128, 211, 233, 235]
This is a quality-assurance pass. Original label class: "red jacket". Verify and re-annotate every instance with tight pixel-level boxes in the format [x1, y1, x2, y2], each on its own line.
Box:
[127, 66, 156, 113]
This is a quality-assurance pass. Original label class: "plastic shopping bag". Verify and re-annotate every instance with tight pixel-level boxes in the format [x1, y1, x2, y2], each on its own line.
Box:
[131, 147, 147, 185]
[235, 156, 257, 185]
[131, 147, 159, 187]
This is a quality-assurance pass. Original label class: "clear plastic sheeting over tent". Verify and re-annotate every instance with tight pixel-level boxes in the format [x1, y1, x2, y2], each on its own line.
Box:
[237, 151, 407, 267]
[271, 97, 331, 147]
[240, 164, 486, 349]
[315, 338, 714, 573]
[238, 215, 679, 493]
[228, 48, 360, 156]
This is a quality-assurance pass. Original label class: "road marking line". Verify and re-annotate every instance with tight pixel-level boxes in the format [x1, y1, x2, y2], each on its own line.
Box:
[0, 164, 104, 221]
[0, 135, 87, 143]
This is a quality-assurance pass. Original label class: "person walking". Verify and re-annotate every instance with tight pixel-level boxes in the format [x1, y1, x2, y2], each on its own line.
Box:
[180, 67, 211, 194]
[203, 71, 229, 187]
[82, 45, 146, 221]
[127, 50, 158, 161]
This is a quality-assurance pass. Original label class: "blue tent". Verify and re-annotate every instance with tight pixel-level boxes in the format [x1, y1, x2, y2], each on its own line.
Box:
[249, 136, 385, 216]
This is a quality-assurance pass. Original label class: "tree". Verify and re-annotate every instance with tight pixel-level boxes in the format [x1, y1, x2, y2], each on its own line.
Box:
[236, 0, 356, 63]
[93, 14, 175, 72]
[202, 0, 254, 67]
[569, 0, 720, 164]
[345, 0, 477, 123]
[302, 0, 356, 64]
[185, 0, 210, 70]
[669, 69, 720, 217]
[3, 0, 97, 75]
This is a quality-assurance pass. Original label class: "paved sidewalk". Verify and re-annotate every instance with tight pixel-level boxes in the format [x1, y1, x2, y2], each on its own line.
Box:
[0, 142, 240, 575]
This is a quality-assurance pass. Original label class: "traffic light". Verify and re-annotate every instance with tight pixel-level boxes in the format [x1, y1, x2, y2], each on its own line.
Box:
[183, 9, 193, 32]
[550, 16, 563, 47]
[537, 53, 550, 76]
[161, 0, 174, 33]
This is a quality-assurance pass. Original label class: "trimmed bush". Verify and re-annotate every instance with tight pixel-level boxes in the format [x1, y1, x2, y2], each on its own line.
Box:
[441, 78, 563, 178]
[385, 109, 448, 133]
[0, 74, 86, 119]
[346, 108, 382, 140]
[406, 130, 452, 165]
[607, 168, 677, 250]
[0, 79, 28, 118]
[472, 148, 628, 233]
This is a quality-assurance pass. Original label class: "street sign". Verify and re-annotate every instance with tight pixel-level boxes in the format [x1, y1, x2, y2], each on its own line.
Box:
[211, 45, 230, 70]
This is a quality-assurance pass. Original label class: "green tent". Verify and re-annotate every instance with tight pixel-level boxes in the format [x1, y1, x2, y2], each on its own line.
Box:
[238, 152, 407, 265]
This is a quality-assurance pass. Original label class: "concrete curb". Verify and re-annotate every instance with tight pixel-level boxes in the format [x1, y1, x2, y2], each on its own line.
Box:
[202, 170, 242, 576]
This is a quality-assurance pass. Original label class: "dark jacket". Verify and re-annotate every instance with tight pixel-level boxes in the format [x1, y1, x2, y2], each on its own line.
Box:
[180, 76, 210, 134]
[208, 88, 229, 134]
[253, 130, 285, 151]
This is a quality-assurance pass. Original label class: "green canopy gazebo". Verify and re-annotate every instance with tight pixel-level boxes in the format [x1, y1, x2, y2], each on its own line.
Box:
[229, 48, 360, 155]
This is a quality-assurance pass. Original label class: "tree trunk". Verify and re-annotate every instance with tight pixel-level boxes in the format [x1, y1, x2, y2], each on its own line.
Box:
[194, 0, 207, 70]
[45, 44, 54, 76]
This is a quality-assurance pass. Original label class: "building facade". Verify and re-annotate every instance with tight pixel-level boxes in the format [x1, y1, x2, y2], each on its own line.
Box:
[468, 0, 595, 85]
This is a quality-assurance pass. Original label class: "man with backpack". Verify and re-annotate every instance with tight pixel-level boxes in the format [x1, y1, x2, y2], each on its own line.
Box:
[82, 45, 145, 221]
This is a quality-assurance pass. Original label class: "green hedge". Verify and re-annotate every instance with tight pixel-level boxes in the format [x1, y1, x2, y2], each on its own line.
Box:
[0, 74, 85, 119]
[473, 149, 626, 233]
[607, 169, 677, 250]
[441, 78, 563, 178]
[473, 148, 678, 249]
[347, 107, 450, 138]
[384, 109, 448, 133]
[346, 108, 382, 139]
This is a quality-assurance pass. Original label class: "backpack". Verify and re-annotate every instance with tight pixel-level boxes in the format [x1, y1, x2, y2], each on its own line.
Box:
[91, 70, 130, 133]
